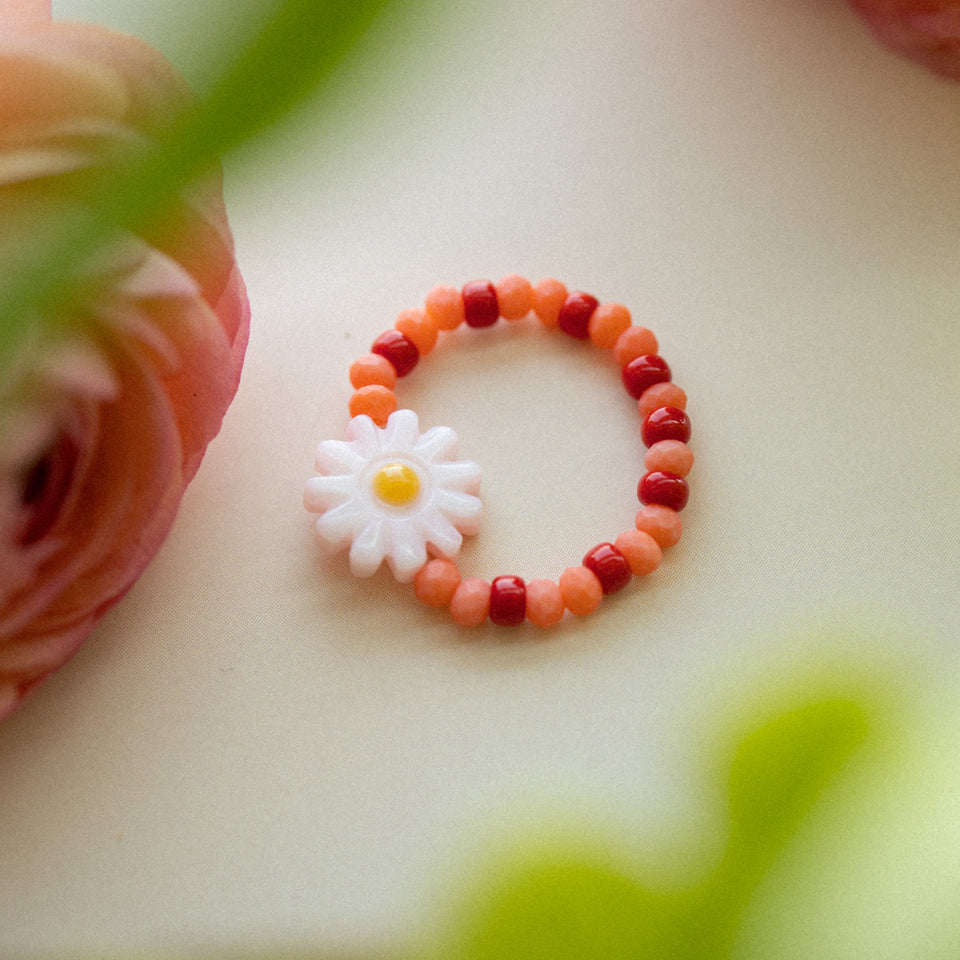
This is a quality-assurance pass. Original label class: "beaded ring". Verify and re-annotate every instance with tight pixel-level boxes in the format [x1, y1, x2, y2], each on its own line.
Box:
[303, 275, 692, 628]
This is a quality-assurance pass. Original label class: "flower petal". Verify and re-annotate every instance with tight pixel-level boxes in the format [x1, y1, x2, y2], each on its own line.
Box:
[434, 459, 482, 496]
[344, 414, 382, 458]
[436, 488, 483, 536]
[315, 438, 365, 477]
[314, 499, 369, 551]
[349, 518, 389, 578]
[417, 510, 463, 559]
[303, 474, 357, 513]
[413, 424, 459, 463]
[380, 408, 420, 453]
[384, 521, 428, 583]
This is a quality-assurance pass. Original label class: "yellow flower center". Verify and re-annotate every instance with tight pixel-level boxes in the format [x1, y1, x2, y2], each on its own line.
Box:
[371, 462, 420, 507]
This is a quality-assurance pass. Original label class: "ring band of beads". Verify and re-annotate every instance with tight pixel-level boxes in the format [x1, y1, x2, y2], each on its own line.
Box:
[304, 275, 692, 628]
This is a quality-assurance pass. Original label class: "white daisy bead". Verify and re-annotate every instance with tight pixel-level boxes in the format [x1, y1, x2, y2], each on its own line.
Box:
[303, 409, 482, 582]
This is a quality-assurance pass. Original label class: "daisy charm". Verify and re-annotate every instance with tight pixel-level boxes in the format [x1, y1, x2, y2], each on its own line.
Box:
[304, 409, 482, 582]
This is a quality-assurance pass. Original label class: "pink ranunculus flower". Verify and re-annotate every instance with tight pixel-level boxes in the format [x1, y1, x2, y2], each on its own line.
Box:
[848, 0, 960, 79]
[0, 0, 250, 717]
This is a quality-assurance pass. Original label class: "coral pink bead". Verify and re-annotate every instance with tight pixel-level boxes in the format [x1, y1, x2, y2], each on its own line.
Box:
[348, 385, 397, 427]
[462, 280, 499, 328]
[395, 308, 438, 356]
[557, 291, 599, 340]
[371, 329, 420, 377]
[613, 326, 658, 366]
[414, 558, 462, 608]
[642, 406, 691, 447]
[638, 381, 687, 419]
[495, 274, 534, 321]
[349, 353, 398, 390]
[613, 529, 662, 576]
[490, 575, 527, 626]
[644, 440, 694, 478]
[582, 542, 632, 594]
[559, 566, 603, 616]
[525, 579, 565, 627]
[532, 277, 568, 328]
[639, 471, 689, 511]
[425, 284, 465, 331]
[588, 302, 632, 349]
[450, 578, 491, 627]
[635, 504, 683, 549]
[622, 354, 671, 399]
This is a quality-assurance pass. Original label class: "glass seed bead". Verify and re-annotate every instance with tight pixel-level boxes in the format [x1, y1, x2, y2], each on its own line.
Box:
[639, 471, 689, 511]
[525, 579, 565, 627]
[642, 406, 691, 447]
[450, 577, 491, 627]
[490, 575, 527, 626]
[582, 542, 632, 594]
[371, 329, 420, 377]
[415, 558, 462, 608]
[644, 439, 694, 478]
[532, 277, 568, 327]
[495, 274, 534, 320]
[635, 504, 683, 548]
[557, 291, 599, 339]
[589, 302, 632, 349]
[638, 381, 687, 419]
[372, 462, 421, 506]
[613, 528, 662, 576]
[462, 280, 500, 328]
[559, 565, 603, 616]
[613, 326, 658, 366]
[348, 385, 397, 426]
[349, 353, 398, 390]
[622, 354, 671, 399]
[395, 308, 438, 355]
[425, 284, 465, 330]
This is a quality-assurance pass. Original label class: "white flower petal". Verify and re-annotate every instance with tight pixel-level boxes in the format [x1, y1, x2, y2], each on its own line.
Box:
[417, 511, 463, 559]
[413, 425, 459, 463]
[345, 414, 382, 457]
[436, 489, 483, 536]
[315, 438, 366, 476]
[303, 474, 357, 513]
[434, 459, 482, 495]
[349, 519, 390, 578]
[381, 408, 420, 452]
[315, 500, 370, 551]
[385, 522, 428, 582]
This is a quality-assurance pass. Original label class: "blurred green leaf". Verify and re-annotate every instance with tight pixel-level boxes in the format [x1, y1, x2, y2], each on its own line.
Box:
[0, 0, 391, 361]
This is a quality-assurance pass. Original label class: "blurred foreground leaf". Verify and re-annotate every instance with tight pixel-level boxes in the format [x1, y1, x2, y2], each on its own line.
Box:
[0, 0, 391, 360]
[420, 690, 876, 960]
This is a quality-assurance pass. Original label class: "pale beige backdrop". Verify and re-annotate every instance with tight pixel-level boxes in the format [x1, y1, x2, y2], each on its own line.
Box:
[3, 0, 960, 956]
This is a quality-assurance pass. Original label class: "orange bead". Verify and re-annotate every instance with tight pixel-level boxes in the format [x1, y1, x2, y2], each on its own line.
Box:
[634, 504, 682, 549]
[414, 558, 462, 608]
[525, 578, 565, 627]
[637, 382, 687, 419]
[613, 529, 662, 576]
[424, 284, 465, 331]
[645, 440, 694, 477]
[559, 566, 603, 616]
[395, 308, 439, 355]
[349, 353, 398, 390]
[613, 326, 659, 366]
[450, 577, 491, 627]
[348, 385, 397, 427]
[588, 302, 632, 349]
[495, 274, 534, 321]
[532, 277, 568, 328]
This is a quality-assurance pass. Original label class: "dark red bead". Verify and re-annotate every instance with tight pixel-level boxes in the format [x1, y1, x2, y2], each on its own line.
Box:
[557, 291, 599, 339]
[622, 354, 671, 399]
[371, 329, 420, 377]
[638, 471, 689, 511]
[490, 575, 526, 626]
[642, 406, 691, 447]
[462, 280, 500, 328]
[582, 543, 632, 594]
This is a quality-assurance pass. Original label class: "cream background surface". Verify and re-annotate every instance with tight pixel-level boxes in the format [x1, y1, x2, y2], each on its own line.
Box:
[3, 0, 960, 955]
